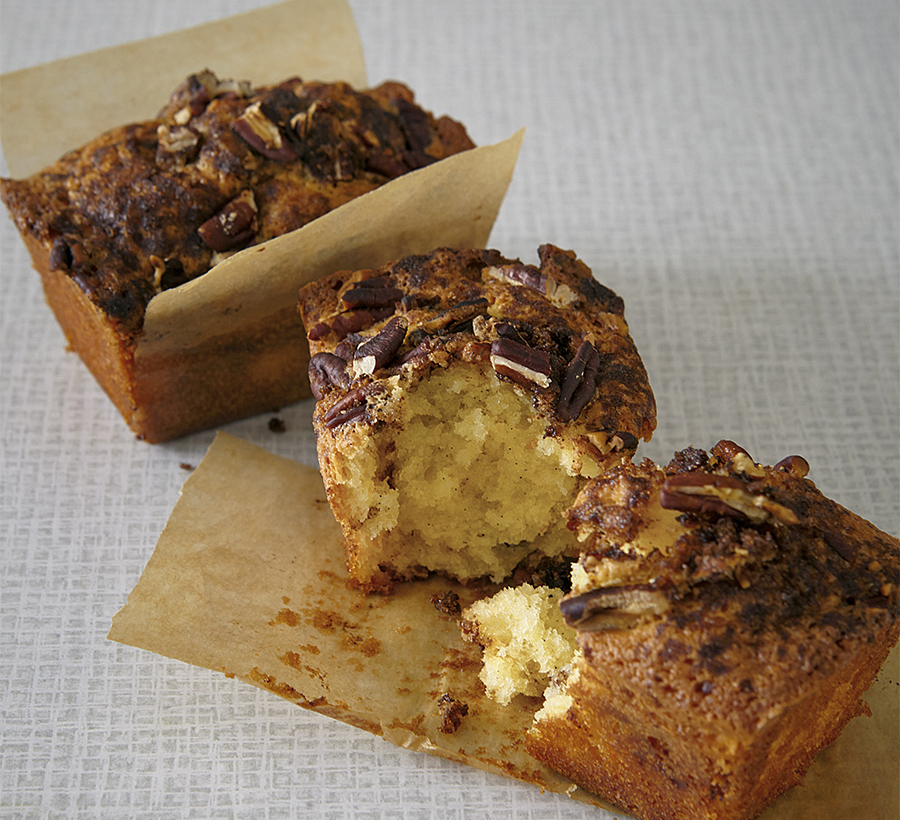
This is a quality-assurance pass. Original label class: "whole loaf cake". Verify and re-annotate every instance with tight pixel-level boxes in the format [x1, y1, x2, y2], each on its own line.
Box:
[298, 244, 657, 591]
[0, 70, 475, 441]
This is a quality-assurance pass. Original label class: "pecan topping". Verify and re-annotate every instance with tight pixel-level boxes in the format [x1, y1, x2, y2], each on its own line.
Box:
[661, 473, 799, 525]
[774, 454, 810, 478]
[307, 322, 332, 341]
[197, 191, 257, 252]
[290, 100, 319, 139]
[608, 431, 639, 452]
[342, 282, 404, 309]
[309, 352, 349, 400]
[490, 338, 551, 388]
[420, 298, 489, 333]
[556, 339, 600, 421]
[711, 440, 752, 462]
[156, 123, 199, 156]
[559, 584, 669, 632]
[232, 101, 298, 162]
[330, 306, 396, 340]
[484, 263, 545, 293]
[322, 386, 371, 429]
[352, 316, 408, 375]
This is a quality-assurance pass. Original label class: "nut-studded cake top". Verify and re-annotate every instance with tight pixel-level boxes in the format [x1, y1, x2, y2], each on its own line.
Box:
[298, 245, 657, 450]
[561, 441, 900, 724]
[0, 70, 475, 336]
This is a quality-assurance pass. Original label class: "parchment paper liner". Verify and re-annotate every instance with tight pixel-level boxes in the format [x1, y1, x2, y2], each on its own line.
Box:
[109, 433, 900, 818]
[0, 0, 523, 439]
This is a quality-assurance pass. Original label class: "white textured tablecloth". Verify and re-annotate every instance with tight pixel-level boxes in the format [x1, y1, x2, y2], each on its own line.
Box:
[1, 1, 897, 818]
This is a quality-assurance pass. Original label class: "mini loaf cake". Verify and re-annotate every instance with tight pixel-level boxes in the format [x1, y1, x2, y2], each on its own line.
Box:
[0, 70, 475, 441]
[508, 441, 898, 820]
[298, 245, 657, 591]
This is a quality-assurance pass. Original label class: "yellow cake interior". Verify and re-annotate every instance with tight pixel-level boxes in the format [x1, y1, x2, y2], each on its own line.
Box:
[333, 363, 604, 584]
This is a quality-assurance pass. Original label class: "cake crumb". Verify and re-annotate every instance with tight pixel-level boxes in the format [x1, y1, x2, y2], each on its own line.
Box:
[431, 590, 462, 616]
[437, 693, 469, 733]
[268, 417, 287, 433]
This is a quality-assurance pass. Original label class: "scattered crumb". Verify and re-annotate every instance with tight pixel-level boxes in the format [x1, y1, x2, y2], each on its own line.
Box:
[179, 462, 194, 471]
[268, 417, 287, 433]
[431, 590, 462, 616]
[437, 693, 469, 734]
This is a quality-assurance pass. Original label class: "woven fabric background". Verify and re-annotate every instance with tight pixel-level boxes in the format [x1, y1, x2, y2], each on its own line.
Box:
[1, 1, 897, 818]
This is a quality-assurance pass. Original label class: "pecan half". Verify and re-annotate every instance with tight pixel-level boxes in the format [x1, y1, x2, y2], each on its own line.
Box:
[341, 282, 404, 309]
[330, 306, 396, 340]
[484, 263, 545, 293]
[307, 322, 332, 342]
[197, 190, 257, 252]
[661, 473, 799, 525]
[352, 316, 408, 375]
[232, 101, 298, 162]
[309, 352, 349, 400]
[556, 339, 600, 421]
[322, 386, 371, 429]
[490, 338, 551, 388]
[559, 584, 669, 632]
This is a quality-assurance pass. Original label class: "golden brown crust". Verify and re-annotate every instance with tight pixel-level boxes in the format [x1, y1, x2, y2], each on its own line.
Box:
[529, 442, 900, 820]
[528, 628, 895, 820]
[1, 71, 475, 441]
[300, 244, 656, 443]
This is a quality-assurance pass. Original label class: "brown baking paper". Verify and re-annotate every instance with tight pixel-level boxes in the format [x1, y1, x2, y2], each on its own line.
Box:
[109, 433, 900, 819]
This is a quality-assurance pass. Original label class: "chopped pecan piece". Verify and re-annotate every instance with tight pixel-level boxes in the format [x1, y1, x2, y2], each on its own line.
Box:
[489, 338, 551, 388]
[559, 584, 669, 631]
[420, 298, 489, 333]
[322, 386, 371, 429]
[556, 339, 600, 421]
[232, 101, 298, 162]
[710, 440, 752, 462]
[774, 454, 810, 478]
[290, 100, 319, 139]
[342, 282, 404, 309]
[197, 191, 257, 252]
[608, 431, 639, 452]
[156, 123, 199, 157]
